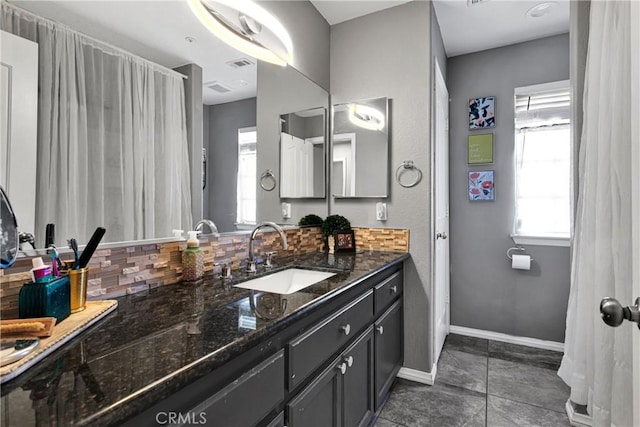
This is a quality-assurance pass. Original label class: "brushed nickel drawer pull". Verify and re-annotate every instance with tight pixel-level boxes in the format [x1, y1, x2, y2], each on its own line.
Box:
[340, 324, 351, 336]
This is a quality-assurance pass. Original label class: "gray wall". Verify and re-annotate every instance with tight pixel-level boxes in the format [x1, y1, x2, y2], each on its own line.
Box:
[259, 0, 330, 91]
[447, 34, 571, 342]
[256, 62, 329, 225]
[431, 3, 447, 80]
[330, 2, 434, 371]
[204, 98, 256, 232]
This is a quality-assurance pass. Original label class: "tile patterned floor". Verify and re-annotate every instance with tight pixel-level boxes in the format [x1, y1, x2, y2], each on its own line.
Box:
[375, 334, 570, 427]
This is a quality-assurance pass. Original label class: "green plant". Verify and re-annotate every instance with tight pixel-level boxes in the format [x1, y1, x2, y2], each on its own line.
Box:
[321, 215, 351, 238]
[298, 214, 324, 227]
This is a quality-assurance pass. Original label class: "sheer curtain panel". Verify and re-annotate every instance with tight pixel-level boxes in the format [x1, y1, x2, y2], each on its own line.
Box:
[1, 4, 193, 245]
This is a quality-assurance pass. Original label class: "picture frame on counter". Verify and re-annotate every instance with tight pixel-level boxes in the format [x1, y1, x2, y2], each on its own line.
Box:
[333, 230, 356, 252]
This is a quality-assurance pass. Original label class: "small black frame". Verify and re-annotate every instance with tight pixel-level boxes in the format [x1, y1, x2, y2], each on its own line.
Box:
[333, 230, 356, 252]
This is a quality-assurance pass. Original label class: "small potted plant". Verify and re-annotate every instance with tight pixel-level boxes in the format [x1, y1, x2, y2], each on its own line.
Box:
[321, 215, 351, 251]
[298, 214, 324, 227]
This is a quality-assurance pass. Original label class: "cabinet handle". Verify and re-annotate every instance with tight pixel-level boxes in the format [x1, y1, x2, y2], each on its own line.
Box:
[376, 325, 384, 335]
[340, 324, 351, 336]
[389, 285, 397, 294]
[337, 362, 347, 375]
[343, 355, 354, 367]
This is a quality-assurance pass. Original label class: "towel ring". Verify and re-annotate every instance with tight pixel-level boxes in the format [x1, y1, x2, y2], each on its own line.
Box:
[259, 169, 277, 191]
[395, 161, 422, 188]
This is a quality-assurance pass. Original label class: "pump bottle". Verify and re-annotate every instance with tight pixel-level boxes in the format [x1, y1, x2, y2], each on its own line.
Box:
[182, 231, 204, 281]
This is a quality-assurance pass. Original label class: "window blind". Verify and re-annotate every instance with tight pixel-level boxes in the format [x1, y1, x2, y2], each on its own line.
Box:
[515, 88, 570, 130]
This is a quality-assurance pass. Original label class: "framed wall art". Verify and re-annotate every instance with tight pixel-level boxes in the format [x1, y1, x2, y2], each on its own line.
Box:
[333, 230, 356, 252]
[468, 170, 495, 201]
[469, 96, 495, 130]
[467, 133, 494, 164]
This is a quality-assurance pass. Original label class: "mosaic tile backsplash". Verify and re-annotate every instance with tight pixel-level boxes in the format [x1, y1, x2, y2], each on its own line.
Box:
[0, 226, 409, 319]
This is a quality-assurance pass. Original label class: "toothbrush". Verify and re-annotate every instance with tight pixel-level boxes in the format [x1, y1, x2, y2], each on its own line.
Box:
[69, 238, 80, 268]
[77, 227, 106, 269]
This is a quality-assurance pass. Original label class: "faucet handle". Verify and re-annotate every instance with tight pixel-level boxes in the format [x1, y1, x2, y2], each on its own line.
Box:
[245, 258, 257, 273]
[264, 251, 277, 268]
[214, 263, 232, 280]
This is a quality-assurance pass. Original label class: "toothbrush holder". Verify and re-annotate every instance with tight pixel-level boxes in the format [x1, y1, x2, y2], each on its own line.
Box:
[64, 267, 89, 313]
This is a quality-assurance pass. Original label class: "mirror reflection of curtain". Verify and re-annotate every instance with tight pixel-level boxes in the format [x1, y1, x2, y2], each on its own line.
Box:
[1, 4, 192, 245]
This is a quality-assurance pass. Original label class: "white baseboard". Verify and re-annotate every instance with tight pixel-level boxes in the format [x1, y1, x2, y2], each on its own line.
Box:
[565, 400, 592, 426]
[397, 363, 437, 385]
[449, 325, 565, 352]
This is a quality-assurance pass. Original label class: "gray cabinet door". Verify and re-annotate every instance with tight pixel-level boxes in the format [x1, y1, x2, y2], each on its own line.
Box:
[374, 300, 403, 410]
[343, 327, 375, 427]
[187, 350, 285, 427]
[287, 357, 342, 427]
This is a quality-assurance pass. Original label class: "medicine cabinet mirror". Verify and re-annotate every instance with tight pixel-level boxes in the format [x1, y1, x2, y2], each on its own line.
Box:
[279, 108, 326, 199]
[332, 97, 389, 198]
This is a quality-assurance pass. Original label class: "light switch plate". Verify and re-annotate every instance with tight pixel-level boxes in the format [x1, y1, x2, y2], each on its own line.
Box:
[281, 202, 291, 219]
[376, 202, 387, 221]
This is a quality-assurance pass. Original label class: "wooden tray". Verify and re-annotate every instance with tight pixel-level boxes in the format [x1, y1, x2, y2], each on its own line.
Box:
[0, 300, 118, 383]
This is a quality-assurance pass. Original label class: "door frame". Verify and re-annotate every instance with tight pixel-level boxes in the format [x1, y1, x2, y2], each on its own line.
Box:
[631, 2, 639, 425]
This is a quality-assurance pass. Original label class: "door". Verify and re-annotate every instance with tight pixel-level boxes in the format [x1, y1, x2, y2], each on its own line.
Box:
[374, 300, 403, 409]
[433, 57, 450, 364]
[342, 328, 374, 427]
[0, 31, 38, 236]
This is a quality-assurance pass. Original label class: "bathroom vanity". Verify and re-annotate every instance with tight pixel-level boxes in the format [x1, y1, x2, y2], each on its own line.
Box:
[0, 251, 407, 427]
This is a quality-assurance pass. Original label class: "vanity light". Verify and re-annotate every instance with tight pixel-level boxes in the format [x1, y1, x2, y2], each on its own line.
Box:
[188, 0, 293, 66]
[348, 104, 385, 131]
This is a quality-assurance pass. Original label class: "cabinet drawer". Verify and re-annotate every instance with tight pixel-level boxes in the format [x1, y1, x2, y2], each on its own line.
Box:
[188, 350, 285, 427]
[288, 290, 374, 390]
[374, 271, 402, 317]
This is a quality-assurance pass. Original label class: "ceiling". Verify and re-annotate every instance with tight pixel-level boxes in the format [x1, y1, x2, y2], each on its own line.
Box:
[432, 0, 570, 57]
[309, 0, 412, 25]
[7, 0, 570, 105]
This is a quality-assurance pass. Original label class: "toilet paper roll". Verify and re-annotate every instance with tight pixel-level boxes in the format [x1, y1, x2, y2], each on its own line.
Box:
[512, 254, 531, 270]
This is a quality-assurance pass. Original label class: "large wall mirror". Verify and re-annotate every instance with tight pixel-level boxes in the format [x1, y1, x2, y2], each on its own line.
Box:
[279, 107, 326, 199]
[332, 97, 389, 198]
[2, 1, 329, 246]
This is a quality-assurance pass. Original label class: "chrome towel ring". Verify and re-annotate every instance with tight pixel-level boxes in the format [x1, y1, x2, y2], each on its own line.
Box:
[259, 169, 277, 191]
[395, 161, 422, 188]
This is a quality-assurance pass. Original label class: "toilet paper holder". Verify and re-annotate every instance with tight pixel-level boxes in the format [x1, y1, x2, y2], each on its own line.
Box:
[506, 246, 533, 261]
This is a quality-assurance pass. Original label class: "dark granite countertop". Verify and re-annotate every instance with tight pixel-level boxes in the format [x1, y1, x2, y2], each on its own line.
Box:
[0, 251, 408, 426]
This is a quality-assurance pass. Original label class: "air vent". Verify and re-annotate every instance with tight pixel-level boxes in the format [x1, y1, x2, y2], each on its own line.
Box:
[467, 0, 489, 6]
[205, 81, 232, 93]
[226, 57, 255, 69]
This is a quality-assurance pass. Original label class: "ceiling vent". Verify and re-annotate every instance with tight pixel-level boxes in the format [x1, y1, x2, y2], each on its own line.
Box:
[205, 81, 232, 93]
[467, 0, 489, 6]
[226, 57, 255, 69]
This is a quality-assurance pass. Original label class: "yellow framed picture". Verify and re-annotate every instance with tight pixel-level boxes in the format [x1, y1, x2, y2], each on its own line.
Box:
[467, 133, 494, 164]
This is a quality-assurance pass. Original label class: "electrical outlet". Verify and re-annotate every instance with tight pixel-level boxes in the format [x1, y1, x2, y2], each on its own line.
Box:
[376, 202, 387, 221]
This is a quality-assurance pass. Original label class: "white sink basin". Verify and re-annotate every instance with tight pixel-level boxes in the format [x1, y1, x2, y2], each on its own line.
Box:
[234, 268, 336, 295]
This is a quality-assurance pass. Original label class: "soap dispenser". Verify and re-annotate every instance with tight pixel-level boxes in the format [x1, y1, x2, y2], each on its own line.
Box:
[182, 231, 204, 282]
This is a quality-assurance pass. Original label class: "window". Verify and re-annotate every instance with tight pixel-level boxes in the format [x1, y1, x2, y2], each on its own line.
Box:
[513, 81, 571, 244]
[236, 127, 257, 225]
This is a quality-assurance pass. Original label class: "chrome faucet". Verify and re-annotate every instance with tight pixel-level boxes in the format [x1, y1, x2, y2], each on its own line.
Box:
[247, 222, 288, 272]
[194, 219, 219, 235]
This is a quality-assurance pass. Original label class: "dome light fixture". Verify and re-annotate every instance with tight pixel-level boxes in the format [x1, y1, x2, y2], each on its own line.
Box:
[188, 0, 293, 67]
[348, 104, 385, 131]
[526, 2, 557, 18]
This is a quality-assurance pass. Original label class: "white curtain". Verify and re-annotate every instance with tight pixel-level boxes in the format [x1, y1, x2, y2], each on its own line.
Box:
[558, 1, 633, 426]
[1, 4, 192, 245]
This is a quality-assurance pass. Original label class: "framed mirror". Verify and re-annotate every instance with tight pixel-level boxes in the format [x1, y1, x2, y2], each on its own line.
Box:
[332, 97, 389, 198]
[279, 108, 326, 199]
